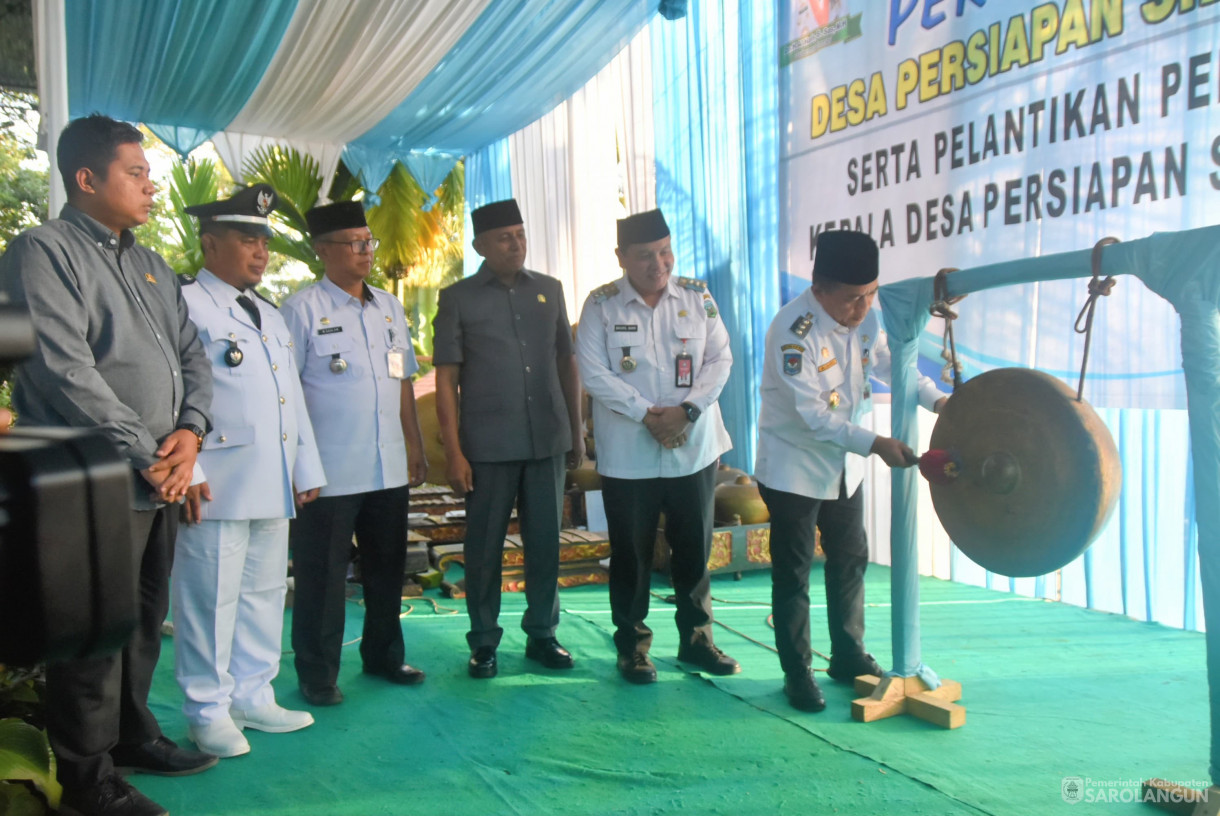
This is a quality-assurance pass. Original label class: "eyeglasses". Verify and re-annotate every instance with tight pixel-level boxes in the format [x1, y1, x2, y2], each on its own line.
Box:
[321, 238, 380, 253]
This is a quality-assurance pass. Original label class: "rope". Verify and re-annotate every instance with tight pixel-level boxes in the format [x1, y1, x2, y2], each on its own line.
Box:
[1073, 237, 1120, 401]
[929, 268, 966, 390]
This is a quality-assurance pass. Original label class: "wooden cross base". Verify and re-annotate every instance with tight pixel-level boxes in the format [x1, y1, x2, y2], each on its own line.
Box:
[849, 674, 966, 729]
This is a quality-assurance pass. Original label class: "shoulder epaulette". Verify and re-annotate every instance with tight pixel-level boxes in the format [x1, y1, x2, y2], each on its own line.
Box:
[180, 274, 197, 285]
[790, 312, 814, 338]
[591, 281, 620, 303]
[677, 276, 706, 292]
[254, 289, 278, 309]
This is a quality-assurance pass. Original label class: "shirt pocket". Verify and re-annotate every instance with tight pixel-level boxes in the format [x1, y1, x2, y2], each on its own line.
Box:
[312, 333, 356, 356]
[311, 333, 357, 376]
[608, 330, 642, 372]
[197, 324, 253, 377]
[673, 316, 707, 367]
[816, 355, 846, 394]
[205, 424, 255, 450]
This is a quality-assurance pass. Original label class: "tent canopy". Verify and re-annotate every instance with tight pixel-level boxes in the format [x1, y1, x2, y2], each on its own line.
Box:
[48, 0, 675, 197]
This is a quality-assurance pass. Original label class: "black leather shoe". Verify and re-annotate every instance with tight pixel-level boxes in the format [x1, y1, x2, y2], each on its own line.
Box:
[60, 773, 168, 816]
[617, 652, 657, 684]
[524, 637, 574, 669]
[299, 682, 344, 706]
[784, 670, 827, 712]
[109, 737, 217, 777]
[677, 641, 741, 675]
[468, 646, 497, 679]
[364, 663, 426, 685]
[826, 652, 883, 683]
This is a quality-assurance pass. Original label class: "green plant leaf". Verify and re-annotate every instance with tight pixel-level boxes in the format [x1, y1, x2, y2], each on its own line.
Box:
[0, 719, 60, 806]
[242, 146, 327, 278]
[164, 158, 221, 276]
[0, 782, 50, 816]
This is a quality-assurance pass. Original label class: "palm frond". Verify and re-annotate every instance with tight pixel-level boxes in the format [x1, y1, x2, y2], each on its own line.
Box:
[242, 145, 322, 235]
[165, 158, 220, 275]
[241, 146, 328, 277]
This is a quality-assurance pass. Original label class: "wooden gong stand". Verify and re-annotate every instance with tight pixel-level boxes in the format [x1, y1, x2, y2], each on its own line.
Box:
[849, 673, 966, 730]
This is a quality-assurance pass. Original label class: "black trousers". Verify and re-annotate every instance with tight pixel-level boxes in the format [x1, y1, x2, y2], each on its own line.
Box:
[462, 455, 564, 650]
[290, 485, 408, 687]
[759, 480, 869, 675]
[602, 461, 717, 656]
[46, 506, 175, 789]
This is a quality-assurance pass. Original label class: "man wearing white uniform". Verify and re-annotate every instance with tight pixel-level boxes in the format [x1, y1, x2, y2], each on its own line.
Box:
[576, 209, 739, 684]
[755, 230, 947, 712]
[174, 185, 325, 757]
[282, 201, 428, 707]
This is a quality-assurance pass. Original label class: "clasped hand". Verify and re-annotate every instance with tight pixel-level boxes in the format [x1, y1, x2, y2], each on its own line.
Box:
[643, 405, 689, 449]
[140, 428, 200, 505]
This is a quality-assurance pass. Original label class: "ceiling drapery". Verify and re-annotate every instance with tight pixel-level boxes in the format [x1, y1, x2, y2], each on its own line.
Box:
[59, 0, 664, 199]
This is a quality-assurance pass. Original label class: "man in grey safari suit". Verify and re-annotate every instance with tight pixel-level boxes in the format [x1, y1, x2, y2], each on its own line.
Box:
[432, 198, 584, 679]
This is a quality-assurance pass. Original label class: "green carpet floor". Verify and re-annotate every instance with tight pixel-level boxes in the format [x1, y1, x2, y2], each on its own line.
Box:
[134, 566, 1209, 816]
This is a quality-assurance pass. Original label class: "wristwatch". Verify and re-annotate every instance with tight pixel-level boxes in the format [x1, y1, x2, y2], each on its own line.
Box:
[681, 402, 701, 423]
[177, 423, 205, 451]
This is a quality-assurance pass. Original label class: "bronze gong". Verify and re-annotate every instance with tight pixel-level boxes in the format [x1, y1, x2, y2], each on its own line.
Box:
[923, 368, 1122, 577]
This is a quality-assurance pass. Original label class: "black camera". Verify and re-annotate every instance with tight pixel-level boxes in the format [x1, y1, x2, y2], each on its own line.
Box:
[0, 303, 136, 666]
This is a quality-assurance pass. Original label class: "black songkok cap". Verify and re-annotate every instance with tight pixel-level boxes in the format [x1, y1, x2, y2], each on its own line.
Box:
[812, 230, 879, 285]
[185, 184, 278, 236]
[305, 201, 367, 238]
[617, 209, 670, 248]
[471, 199, 523, 237]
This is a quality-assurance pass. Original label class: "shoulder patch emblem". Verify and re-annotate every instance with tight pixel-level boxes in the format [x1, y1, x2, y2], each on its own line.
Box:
[591, 281, 620, 303]
[783, 350, 803, 376]
[677, 276, 707, 292]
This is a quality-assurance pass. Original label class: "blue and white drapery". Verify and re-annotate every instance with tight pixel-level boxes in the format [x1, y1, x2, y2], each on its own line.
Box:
[38, 0, 665, 212]
[649, 0, 780, 472]
[473, 1, 779, 473]
[505, 32, 656, 313]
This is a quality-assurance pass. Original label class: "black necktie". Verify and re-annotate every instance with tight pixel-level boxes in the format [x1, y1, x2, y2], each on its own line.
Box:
[236, 294, 261, 329]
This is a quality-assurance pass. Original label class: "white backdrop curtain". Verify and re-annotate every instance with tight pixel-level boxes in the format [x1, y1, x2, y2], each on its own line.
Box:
[508, 28, 656, 315]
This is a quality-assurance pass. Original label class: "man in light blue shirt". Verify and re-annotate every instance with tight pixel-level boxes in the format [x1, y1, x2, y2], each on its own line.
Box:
[281, 201, 428, 706]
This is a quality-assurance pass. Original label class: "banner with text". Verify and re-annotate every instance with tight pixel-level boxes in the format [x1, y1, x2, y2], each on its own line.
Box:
[780, 0, 1220, 408]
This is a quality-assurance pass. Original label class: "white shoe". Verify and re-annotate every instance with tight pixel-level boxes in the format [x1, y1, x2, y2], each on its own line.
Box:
[231, 702, 314, 733]
[189, 718, 251, 758]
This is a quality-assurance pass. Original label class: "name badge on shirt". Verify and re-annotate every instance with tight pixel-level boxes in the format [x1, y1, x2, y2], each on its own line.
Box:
[387, 349, 406, 379]
[318, 326, 343, 335]
[675, 352, 693, 388]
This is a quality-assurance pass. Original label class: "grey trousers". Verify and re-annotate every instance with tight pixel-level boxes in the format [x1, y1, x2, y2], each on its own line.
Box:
[462, 455, 565, 650]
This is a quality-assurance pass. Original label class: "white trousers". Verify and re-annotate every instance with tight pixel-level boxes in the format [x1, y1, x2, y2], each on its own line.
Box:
[172, 518, 289, 726]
